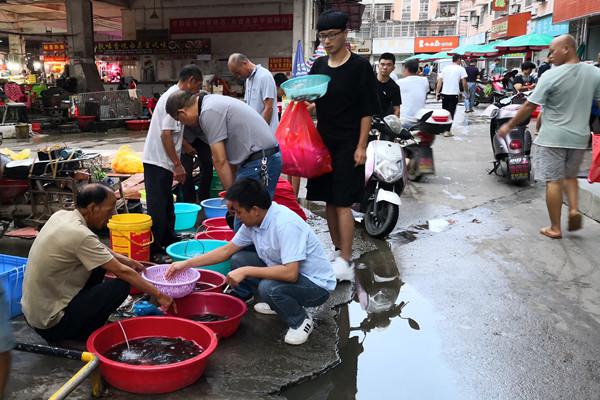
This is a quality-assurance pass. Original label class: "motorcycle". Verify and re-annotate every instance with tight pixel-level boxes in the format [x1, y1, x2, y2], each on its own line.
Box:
[484, 92, 533, 184]
[360, 111, 432, 238]
[402, 108, 453, 182]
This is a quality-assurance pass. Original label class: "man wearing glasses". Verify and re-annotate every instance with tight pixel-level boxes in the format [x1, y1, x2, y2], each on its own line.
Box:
[307, 10, 379, 281]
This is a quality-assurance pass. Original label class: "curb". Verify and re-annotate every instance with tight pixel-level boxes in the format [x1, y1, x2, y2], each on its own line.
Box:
[578, 179, 600, 223]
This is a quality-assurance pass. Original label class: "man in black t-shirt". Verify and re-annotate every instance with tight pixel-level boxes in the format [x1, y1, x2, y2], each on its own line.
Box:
[308, 10, 379, 282]
[513, 61, 537, 92]
[376, 53, 401, 117]
[464, 60, 480, 113]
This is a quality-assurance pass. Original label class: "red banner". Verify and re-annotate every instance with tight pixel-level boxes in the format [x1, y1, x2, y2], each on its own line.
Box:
[268, 57, 292, 72]
[553, 0, 600, 23]
[414, 36, 459, 53]
[491, 12, 531, 40]
[170, 14, 293, 34]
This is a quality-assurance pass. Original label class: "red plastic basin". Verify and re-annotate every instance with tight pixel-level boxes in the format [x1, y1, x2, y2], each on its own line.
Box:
[195, 230, 235, 242]
[76, 115, 96, 130]
[126, 119, 150, 131]
[194, 269, 227, 293]
[0, 178, 29, 204]
[169, 292, 247, 339]
[87, 316, 218, 394]
[201, 217, 229, 230]
[105, 261, 154, 295]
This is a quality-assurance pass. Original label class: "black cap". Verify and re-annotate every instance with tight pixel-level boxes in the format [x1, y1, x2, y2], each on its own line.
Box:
[316, 10, 348, 32]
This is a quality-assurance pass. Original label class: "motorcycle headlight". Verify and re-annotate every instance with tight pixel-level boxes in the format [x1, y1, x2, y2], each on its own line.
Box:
[374, 159, 403, 183]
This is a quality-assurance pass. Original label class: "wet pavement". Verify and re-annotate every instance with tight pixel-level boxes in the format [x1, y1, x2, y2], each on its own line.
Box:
[2, 101, 600, 399]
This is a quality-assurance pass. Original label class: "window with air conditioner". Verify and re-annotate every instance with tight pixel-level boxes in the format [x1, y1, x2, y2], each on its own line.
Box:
[419, 0, 429, 20]
[402, 1, 411, 21]
[437, 1, 458, 18]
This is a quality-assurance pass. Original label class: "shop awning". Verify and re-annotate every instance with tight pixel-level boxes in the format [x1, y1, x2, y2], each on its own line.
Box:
[447, 44, 482, 56]
[403, 54, 430, 62]
[463, 40, 510, 57]
[493, 33, 554, 52]
[420, 51, 452, 61]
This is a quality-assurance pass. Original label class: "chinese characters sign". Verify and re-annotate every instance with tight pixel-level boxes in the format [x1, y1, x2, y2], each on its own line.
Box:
[268, 57, 292, 72]
[170, 15, 293, 34]
[414, 36, 459, 53]
[553, 0, 600, 23]
[491, 12, 531, 40]
[94, 39, 211, 55]
[42, 42, 67, 62]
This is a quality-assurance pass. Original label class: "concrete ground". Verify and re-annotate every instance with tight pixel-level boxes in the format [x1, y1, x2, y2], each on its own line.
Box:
[2, 101, 600, 399]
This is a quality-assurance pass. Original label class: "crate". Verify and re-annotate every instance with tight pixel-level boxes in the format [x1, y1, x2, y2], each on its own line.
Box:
[0, 254, 27, 318]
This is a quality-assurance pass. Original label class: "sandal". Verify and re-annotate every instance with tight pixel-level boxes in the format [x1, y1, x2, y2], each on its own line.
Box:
[568, 213, 582, 232]
[539, 227, 562, 239]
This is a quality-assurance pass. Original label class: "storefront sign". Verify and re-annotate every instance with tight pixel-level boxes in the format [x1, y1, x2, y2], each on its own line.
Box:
[491, 12, 531, 40]
[553, 0, 600, 23]
[414, 36, 459, 53]
[42, 42, 67, 62]
[492, 0, 508, 12]
[268, 57, 292, 72]
[373, 38, 413, 55]
[460, 32, 487, 46]
[170, 15, 293, 34]
[349, 39, 372, 55]
[529, 15, 569, 37]
[94, 39, 211, 56]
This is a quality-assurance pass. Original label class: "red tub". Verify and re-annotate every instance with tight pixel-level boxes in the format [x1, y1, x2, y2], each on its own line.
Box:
[194, 269, 227, 293]
[195, 230, 234, 242]
[126, 119, 150, 131]
[201, 217, 229, 230]
[86, 316, 218, 394]
[169, 292, 247, 338]
[76, 115, 96, 130]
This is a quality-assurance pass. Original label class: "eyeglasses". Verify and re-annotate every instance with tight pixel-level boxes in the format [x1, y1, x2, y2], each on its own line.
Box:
[318, 30, 344, 42]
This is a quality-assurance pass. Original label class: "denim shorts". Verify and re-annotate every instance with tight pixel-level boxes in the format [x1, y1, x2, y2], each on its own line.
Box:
[0, 286, 15, 352]
[533, 144, 586, 182]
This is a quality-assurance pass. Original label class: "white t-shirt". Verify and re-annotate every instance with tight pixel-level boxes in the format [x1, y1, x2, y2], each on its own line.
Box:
[142, 84, 182, 172]
[440, 64, 468, 95]
[398, 75, 429, 119]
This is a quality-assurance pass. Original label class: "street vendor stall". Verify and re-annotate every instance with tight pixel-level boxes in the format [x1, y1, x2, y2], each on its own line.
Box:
[494, 33, 553, 60]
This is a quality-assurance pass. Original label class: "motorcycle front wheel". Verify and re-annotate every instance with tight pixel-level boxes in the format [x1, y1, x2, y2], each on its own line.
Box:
[364, 200, 399, 238]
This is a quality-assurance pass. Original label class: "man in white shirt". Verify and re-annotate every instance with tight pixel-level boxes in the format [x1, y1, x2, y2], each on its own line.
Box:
[398, 60, 429, 121]
[142, 65, 203, 257]
[228, 53, 279, 133]
[435, 54, 467, 135]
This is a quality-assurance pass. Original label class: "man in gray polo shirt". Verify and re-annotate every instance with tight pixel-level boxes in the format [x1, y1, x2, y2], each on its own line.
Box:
[228, 53, 279, 133]
[165, 90, 281, 199]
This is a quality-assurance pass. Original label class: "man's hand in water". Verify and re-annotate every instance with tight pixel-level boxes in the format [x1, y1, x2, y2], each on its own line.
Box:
[156, 292, 176, 313]
[165, 261, 187, 280]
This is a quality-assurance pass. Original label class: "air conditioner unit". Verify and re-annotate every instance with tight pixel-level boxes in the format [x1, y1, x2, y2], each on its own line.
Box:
[470, 15, 479, 26]
[511, 4, 521, 13]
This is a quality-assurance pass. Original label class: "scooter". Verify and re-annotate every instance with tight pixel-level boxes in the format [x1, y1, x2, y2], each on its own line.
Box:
[361, 111, 432, 238]
[402, 108, 453, 182]
[484, 92, 533, 184]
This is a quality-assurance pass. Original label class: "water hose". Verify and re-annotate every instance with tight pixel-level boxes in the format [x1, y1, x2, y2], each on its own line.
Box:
[14, 342, 102, 399]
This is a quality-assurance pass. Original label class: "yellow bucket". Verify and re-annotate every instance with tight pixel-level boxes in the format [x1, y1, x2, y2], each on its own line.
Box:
[107, 214, 153, 261]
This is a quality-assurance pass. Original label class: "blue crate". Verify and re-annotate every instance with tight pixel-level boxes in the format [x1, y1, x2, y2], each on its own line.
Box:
[0, 254, 27, 318]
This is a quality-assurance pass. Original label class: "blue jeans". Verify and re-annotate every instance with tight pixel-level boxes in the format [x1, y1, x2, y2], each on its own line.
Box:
[233, 151, 282, 230]
[230, 250, 330, 329]
[465, 82, 477, 111]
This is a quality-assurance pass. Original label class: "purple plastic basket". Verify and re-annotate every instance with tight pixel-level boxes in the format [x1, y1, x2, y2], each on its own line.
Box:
[142, 264, 200, 298]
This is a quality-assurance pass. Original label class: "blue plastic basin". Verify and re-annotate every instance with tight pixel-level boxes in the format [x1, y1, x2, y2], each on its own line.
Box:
[166, 240, 231, 275]
[280, 74, 331, 101]
[174, 203, 202, 232]
[200, 198, 228, 219]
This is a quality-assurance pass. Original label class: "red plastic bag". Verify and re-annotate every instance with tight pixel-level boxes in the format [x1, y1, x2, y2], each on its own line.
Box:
[275, 101, 333, 178]
[588, 134, 600, 183]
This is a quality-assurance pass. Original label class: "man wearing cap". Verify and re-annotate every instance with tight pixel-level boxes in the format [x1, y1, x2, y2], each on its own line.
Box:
[165, 91, 282, 201]
[307, 10, 379, 282]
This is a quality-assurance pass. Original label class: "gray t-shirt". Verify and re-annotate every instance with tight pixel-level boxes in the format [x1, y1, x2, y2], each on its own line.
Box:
[199, 94, 278, 165]
[244, 65, 279, 133]
[529, 62, 600, 149]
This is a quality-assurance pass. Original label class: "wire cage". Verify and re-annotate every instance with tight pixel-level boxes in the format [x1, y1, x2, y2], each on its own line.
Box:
[70, 89, 142, 121]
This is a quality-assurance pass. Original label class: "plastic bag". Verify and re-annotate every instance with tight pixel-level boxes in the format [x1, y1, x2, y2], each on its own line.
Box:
[275, 101, 332, 178]
[588, 134, 600, 183]
[111, 145, 144, 174]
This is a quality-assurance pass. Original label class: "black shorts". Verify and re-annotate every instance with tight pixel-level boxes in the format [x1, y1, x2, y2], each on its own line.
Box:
[306, 135, 365, 207]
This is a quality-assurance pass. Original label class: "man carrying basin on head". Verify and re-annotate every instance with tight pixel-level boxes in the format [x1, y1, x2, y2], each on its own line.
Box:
[166, 179, 336, 345]
[165, 90, 282, 200]
[22, 184, 174, 343]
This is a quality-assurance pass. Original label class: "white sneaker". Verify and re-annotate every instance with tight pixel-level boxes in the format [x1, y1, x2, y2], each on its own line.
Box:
[254, 302, 277, 315]
[284, 316, 314, 345]
[332, 256, 355, 282]
[329, 247, 341, 262]
[443, 131, 454, 137]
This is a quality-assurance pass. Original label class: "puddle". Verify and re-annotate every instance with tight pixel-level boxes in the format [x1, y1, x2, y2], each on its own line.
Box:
[282, 243, 460, 399]
[442, 189, 466, 200]
[390, 230, 418, 245]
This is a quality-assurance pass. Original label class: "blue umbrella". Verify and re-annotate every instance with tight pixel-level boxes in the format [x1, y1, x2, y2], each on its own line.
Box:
[292, 40, 308, 78]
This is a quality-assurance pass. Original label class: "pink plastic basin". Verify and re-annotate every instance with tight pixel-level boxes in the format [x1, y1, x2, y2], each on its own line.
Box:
[194, 269, 227, 293]
[86, 316, 218, 394]
[169, 292, 247, 338]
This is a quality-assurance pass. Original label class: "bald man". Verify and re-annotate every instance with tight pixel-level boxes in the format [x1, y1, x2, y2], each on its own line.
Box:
[228, 53, 279, 132]
[499, 35, 600, 239]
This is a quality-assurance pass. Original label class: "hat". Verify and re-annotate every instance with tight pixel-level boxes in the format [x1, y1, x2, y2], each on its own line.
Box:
[316, 10, 348, 32]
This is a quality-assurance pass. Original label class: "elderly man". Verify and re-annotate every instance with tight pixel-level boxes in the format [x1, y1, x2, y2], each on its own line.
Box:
[228, 53, 279, 133]
[165, 90, 281, 200]
[22, 184, 173, 343]
[499, 35, 600, 239]
[142, 64, 203, 258]
[167, 179, 335, 345]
